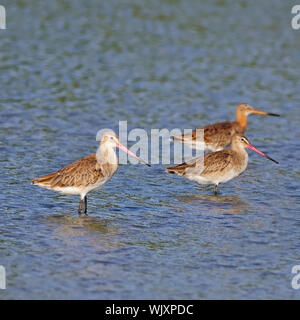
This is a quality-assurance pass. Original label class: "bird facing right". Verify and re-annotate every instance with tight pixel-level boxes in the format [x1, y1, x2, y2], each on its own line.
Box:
[167, 133, 278, 195]
[171, 103, 280, 152]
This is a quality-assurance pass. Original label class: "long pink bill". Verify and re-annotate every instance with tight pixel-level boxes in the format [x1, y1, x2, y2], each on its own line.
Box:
[117, 143, 151, 167]
[247, 144, 279, 164]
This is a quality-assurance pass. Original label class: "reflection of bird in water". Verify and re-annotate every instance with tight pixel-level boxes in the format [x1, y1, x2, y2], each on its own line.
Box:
[177, 193, 249, 215]
[167, 134, 278, 195]
[41, 213, 123, 249]
[47, 214, 113, 232]
[32, 130, 150, 215]
[171, 103, 280, 151]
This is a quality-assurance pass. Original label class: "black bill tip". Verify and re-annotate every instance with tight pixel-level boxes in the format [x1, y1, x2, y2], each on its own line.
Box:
[267, 113, 280, 117]
[266, 155, 279, 164]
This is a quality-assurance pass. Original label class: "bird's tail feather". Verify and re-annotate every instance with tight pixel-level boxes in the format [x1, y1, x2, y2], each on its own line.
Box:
[31, 172, 57, 186]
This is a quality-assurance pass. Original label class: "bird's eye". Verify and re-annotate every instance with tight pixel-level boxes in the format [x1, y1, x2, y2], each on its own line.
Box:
[110, 136, 114, 140]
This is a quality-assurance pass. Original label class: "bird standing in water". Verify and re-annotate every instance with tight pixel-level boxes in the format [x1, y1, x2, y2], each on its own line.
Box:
[32, 130, 150, 215]
[171, 103, 280, 152]
[167, 133, 278, 195]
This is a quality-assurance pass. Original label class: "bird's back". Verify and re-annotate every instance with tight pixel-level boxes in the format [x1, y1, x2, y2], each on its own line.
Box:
[172, 121, 242, 151]
[203, 121, 242, 150]
[31, 154, 110, 189]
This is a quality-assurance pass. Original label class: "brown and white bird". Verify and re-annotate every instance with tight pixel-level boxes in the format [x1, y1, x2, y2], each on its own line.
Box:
[32, 130, 150, 215]
[171, 103, 280, 152]
[167, 133, 278, 195]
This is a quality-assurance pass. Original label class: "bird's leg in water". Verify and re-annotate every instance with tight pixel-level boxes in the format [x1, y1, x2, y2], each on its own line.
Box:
[78, 199, 83, 214]
[84, 196, 87, 215]
[214, 184, 218, 195]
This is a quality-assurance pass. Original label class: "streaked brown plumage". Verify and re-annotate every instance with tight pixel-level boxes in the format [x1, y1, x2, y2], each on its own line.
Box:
[32, 154, 107, 189]
[171, 103, 280, 152]
[167, 133, 278, 195]
[32, 130, 150, 215]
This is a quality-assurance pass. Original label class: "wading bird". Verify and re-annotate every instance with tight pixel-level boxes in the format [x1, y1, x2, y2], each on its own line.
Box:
[167, 133, 278, 195]
[171, 103, 280, 152]
[32, 130, 150, 215]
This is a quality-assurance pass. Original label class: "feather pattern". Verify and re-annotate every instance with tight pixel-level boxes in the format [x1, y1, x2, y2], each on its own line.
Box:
[172, 121, 241, 151]
[31, 154, 116, 189]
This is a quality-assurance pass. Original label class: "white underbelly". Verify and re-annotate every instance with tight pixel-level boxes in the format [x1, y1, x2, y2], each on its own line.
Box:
[52, 177, 110, 198]
[52, 186, 83, 195]
[186, 174, 214, 185]
[216, 169, 240, 184]
[180, 140, 224, 152]
[186, 168, 242, 186]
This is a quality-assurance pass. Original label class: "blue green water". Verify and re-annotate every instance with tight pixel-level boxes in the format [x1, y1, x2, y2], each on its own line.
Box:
[0, 0, 299, 299]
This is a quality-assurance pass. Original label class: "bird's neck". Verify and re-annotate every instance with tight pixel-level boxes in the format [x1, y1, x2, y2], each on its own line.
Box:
[236, 109, 248, 132]
[96, 144, 118, 176]
[231, 142, 248, 163]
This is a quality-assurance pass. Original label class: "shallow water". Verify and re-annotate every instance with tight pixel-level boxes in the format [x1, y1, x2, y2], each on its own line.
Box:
[0, 0, 300, 299]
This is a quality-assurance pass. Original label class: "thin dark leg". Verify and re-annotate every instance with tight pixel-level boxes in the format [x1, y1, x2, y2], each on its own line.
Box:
[84, 196, 87, 215]
[78, 199, 83, 215]
[214, 184, 218, 195]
